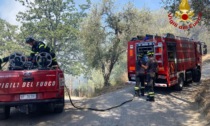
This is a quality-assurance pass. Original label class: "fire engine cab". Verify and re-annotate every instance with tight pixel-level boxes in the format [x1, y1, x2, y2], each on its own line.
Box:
[127, 33, 207, 90]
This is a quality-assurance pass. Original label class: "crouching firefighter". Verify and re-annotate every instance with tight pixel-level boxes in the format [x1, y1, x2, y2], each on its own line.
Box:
[0, 37, 57, 69]
[25, 37, 57, 67]
[134, 54, 146, 97]
[142, 51, 158, 101]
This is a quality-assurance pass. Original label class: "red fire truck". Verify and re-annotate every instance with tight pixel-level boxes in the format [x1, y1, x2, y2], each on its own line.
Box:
[127, 33, 207, 90]
[0, 52, 65, 119]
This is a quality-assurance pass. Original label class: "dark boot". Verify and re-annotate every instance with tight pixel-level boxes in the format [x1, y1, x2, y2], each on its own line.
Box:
[134, 87, 140, 97]
[135, 89, 140, 97]
[140, 87, 145, 96]
[150, 96, 155, 101]
[146, 92, 155, 102]
[140, 90, 144, 96]
[146, 96, 155, 102]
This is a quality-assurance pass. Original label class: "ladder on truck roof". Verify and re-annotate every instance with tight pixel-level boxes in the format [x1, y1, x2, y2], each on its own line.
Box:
[142, 33, 195, 42]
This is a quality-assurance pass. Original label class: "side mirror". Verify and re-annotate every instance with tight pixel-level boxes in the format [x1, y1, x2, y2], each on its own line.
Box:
[202, 43, 207, 55]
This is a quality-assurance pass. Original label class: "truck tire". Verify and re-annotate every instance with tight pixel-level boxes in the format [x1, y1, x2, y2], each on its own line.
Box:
[47, 103, 55, 113]
[54, 105, 64, 113]
[175, 76, 184, 91]
[54, 99, 64, 113]
[0, 106, 10, 120]
[184, 71, 193, 85]
[192, 69, 201, 82]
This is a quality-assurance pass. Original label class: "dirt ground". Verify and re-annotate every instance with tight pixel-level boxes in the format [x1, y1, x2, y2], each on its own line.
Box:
[92, 54, 210, 125]
[94, 54, 210, 125]
[203, 54, 210, 62]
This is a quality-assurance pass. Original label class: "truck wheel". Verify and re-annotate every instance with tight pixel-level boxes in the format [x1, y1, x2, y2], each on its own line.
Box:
[192, 69, 201, 82]
[54, 104, 64, 113]
[184, 71, 193, 85]
[54, 99, 64, 113]
[47, 103, 55, 113]
[175, 76, 184, 91]
[0, 106, 10, 120]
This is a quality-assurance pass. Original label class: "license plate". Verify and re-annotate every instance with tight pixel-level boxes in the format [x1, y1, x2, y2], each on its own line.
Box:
[20, 94, 36, 100]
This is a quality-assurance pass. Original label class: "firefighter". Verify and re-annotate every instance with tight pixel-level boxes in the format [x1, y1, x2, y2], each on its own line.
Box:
[0, 37, 57, 68]
[25, 37, 57, 67]
[142, 51, 158, 101]
[135, 54, 146, 97]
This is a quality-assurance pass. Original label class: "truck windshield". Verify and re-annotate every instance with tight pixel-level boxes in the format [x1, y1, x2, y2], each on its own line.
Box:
[136, 45, 154, 57]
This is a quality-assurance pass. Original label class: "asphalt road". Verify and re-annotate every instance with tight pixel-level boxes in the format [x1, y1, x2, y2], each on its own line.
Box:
[1, 64, 210, 126]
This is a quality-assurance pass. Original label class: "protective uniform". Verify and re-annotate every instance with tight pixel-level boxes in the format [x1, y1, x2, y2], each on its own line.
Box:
[26, 37, 57, 67]
[145, 51, 158, 101]
[135, 54, 146, 97]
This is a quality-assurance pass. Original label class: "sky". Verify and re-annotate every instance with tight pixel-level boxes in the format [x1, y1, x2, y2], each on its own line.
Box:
[0, 0, 162, 26]
[0, 0, 26, 25]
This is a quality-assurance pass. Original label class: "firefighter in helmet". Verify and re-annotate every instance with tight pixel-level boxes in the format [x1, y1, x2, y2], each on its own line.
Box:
[142, 51, 158, 101]
[135, 54, 146, 97]
[25, 37, 57, 67]
[0, 37, 57, 68]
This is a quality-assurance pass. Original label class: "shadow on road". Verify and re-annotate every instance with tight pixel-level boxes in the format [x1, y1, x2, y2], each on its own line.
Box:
[153, 82, 202, 105]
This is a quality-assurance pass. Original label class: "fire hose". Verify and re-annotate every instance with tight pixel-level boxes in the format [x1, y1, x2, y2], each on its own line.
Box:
[64, 84, 135, 111]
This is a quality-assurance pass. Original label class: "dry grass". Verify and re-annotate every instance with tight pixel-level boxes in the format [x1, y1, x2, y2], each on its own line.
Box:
[201, 55, 210, 123]
[194, 79, 210, 124]
[93, 84, 130, 97]
[202, 54, 210, 62]
[93, 82, 131, 97]
[191, 55, 210, 124]
[93, 72, 131, 97]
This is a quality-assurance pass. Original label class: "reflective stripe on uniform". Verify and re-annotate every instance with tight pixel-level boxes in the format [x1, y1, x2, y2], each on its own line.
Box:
[148, 92, 155, 95]
[141, 87, 145, 89]
[31, 52, 39, 55]
[39, 44, 46, 49]
[149, 95, 155, 97]
[31, 51, 35, 54]
[52, 57, 56, 61]
[134, 87, 139, 90]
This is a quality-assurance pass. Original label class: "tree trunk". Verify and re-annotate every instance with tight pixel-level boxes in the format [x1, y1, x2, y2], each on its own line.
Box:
[103, 73, 111, 87]
[102, 61, 116, 87]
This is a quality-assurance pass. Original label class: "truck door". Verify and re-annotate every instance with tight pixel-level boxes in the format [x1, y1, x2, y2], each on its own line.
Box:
[167, 43, 177, 74]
